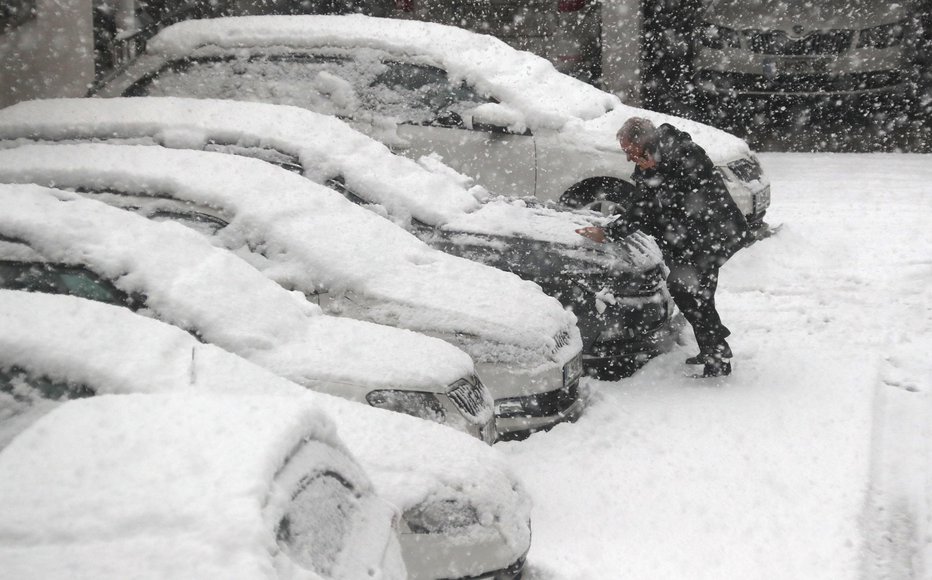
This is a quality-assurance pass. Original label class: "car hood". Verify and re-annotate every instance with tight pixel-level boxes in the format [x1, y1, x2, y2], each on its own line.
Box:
[569, 104, 753, 166]
[702, 0, 912, 30]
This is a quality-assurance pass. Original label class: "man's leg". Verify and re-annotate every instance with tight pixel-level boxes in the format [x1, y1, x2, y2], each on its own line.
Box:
[666, 263, 731, 363]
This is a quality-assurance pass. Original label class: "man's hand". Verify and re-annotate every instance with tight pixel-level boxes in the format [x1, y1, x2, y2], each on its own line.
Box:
[575, 226, 607, 243]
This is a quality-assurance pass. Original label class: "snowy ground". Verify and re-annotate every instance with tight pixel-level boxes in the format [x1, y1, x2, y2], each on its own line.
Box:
[501, 153, 932, 580]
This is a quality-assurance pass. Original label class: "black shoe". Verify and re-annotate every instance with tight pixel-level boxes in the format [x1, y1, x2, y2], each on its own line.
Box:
[686, 344, 733, 365]
[702, 359, 732, 377]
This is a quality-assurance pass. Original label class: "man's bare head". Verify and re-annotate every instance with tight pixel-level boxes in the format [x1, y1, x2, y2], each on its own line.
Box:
[617, 117, 659, 170]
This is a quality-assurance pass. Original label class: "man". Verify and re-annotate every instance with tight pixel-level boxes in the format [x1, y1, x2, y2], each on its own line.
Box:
[577, 117, 749, 377]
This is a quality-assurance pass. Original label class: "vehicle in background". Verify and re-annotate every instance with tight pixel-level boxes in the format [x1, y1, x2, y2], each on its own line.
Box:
[0, 98, 588, 437]
[692, 0, 922, 121]
[367, 0, 602, 84]
[0, 289, 533, 580]
[94, 15, 770, 229]
[0, 392, 404, 580]
[0, 183, 495, 442]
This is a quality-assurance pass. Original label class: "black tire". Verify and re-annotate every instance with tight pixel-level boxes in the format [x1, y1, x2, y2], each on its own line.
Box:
[559, 178, 636, 216]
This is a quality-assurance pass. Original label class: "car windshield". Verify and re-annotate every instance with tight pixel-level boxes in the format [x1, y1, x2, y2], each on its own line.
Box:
[0, 261, 137, 308]
[125, 53, 490, 126]
[0, 366, 94, 422]
[277, 470, 361, 576]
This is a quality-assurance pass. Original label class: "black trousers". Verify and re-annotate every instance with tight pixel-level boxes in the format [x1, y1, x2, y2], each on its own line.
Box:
[666, 262, 731, 354]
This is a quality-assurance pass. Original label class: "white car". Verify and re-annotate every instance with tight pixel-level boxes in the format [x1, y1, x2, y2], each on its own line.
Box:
[0, 289, 533, 579]
[94, 14, 772, 225]
[0, 98, 586, 438]
[0, 183, 496, 442]
[0, 392, 405, 580]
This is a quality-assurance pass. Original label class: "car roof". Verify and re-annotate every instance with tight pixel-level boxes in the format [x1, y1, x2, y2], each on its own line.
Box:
[0, 392, 347, 580]
[0, 289, 531, 541]
[137, 15, 751, 160]
[0, 184, 474, 393]
[146, 14, 617, 130]
[0, 100, 581, 363]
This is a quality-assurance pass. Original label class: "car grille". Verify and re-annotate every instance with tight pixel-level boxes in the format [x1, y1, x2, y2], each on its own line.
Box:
[448, 379, 490, 419]
[534, 382, 579, 417]
[728, 158, 763, 182]
[553, 329, 572, 351]
[745, 29, 854, 55]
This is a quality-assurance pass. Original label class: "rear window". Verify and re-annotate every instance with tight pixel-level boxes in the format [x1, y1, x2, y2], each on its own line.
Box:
[0, 261, 141, 309]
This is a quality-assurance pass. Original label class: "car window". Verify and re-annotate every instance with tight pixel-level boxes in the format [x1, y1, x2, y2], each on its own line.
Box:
[0, 261, 141, 309]
[124, 54, 492, 127]
[0, 366, 94, 421]
[149, 209, 229, 236]
[276, 470, 361, 576]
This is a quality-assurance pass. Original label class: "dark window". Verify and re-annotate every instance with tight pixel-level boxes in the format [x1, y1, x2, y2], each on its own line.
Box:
[0, 261, 142, 309]
[1, 0, 36, 32]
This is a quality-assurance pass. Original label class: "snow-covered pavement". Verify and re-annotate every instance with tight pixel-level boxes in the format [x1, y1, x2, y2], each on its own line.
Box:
[502, 153, 932, 579]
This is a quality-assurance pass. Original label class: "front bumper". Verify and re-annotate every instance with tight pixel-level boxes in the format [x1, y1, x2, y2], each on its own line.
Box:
[399, 526, 529, 580]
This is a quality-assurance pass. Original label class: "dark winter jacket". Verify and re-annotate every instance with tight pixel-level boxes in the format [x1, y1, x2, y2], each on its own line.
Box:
[605, 123, 749, 268]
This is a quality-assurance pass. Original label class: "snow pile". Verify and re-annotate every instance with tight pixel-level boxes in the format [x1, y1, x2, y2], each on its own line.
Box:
[147, 15, 616, 130]
[0, 144, 578, 365]
[0, 290, 532, 574]
[0, 393, 354, 580]
[0, 99, 580, 367]
[0, 184, 475, 394]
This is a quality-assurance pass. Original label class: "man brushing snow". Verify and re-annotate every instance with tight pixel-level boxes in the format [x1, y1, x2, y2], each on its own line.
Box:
[577, 117, 749, 377]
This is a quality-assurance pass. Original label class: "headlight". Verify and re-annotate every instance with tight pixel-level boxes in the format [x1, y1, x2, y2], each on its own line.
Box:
[857, 21, 906, 49]
[366, 390, 446, 423]
[403, 498, 480, 535]
[495, 396, 540, 418]
[699, 22, 741, 49]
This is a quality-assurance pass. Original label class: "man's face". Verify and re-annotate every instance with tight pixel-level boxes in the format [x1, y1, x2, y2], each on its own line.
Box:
[620, 138, 656, 170]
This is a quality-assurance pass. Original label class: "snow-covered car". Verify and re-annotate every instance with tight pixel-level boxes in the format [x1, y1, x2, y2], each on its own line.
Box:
[0, 139, 673, 380]
[0, 289, 533, 579]
[93, 14, 772, 226]
[0, 99, 587, 437]
[0, 392, 405, 580]
[0, 183, 496, 442]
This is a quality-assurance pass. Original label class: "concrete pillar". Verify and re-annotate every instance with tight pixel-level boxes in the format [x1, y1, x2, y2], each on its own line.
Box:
[599, 0, 643, 105]
[0, 0, 94, 107]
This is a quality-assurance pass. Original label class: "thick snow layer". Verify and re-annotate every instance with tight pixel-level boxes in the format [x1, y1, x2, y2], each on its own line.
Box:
[0, 393, 347, 580]
[499, 153, 932, 579]
[0, 184, 475, 395]
[0, 98, 580, 366]
[0, 143, 581, 361]
[140, 15, 749, 162]
[0, 291, 531, 572]
[147, 15, 616, 130]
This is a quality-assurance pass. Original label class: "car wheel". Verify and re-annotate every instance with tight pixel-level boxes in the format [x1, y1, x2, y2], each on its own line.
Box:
[559, 178, 635, 216]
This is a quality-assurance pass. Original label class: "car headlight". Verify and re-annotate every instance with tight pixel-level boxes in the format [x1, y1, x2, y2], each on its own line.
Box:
[494, 395, 541, 418]
[403, 498, 480, 535]
[699, 22, 741, 49]
[857, 20, 906, 49]
[366, 390, 446, 423]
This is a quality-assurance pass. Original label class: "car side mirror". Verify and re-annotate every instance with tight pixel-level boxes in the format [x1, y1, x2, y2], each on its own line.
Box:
[465, 103, 530, 136]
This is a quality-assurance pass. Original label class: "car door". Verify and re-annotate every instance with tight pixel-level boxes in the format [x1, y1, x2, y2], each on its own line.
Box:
[367, 61, 537, 198]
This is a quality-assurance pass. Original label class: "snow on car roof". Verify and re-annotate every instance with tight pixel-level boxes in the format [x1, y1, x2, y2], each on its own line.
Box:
[141, 15, 750, 160]
[147, 14, 617, 130]
[0, 290, 531, 555]
[0, 392, 342, 580]
[0, 184, 475, 393]
[0, 99, 580, 361]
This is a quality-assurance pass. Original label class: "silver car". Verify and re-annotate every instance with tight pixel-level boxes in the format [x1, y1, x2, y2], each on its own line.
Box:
[94, 14, 771, 227]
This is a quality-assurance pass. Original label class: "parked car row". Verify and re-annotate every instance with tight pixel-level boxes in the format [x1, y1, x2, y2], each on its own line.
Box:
[0, 13, 771, 579]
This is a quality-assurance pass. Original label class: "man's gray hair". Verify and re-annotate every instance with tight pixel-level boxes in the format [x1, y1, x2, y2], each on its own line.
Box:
[617, 117, 659, 152]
